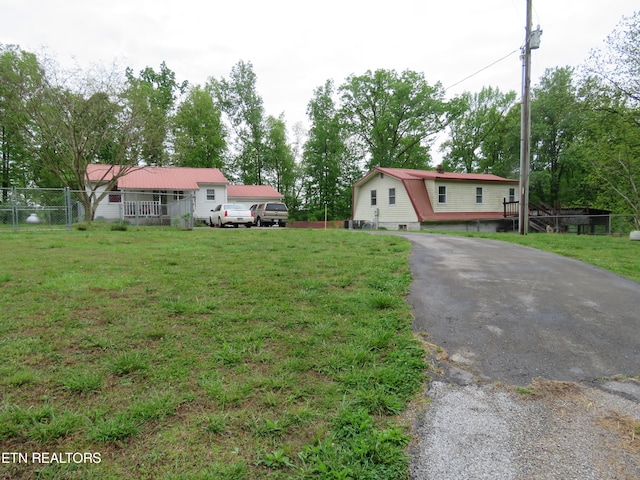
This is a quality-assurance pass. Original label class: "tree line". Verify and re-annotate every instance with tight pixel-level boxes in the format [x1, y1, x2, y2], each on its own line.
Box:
[1, 12, 638, 226]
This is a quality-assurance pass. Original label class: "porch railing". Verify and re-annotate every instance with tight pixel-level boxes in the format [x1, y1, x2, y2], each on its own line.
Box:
[123, 201, 161, 217]
[503, 199, 519, 217]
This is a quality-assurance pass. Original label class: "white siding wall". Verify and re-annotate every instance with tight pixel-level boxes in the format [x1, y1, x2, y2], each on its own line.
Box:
[426, 180, 513, 213]
[92, 185, 122, 220]
[353, 175, 418, 224]
[195, 186, 226, 219]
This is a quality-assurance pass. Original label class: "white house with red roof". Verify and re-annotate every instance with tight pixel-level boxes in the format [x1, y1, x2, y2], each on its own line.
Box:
[352, 167, 519, 231]
[85, 165, 283, 224]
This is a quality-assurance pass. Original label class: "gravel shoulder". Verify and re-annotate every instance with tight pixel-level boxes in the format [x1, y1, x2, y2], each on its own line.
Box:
[407, 372, 640, 480]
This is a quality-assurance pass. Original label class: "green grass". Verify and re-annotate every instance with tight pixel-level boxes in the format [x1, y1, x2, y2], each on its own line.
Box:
[433, 231, 640, 283]
[0, 227, 426, 479]
[2, 226, 636, 478]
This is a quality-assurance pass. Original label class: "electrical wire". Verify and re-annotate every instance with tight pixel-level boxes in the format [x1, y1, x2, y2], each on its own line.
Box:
[444, 48, 521, 91]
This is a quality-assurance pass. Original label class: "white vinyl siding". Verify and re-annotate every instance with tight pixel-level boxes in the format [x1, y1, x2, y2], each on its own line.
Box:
[353, 175, 418, 223]
[426, 180, 514, 214]
[92, 184, 123, 219]
[195, 185, 226, 219]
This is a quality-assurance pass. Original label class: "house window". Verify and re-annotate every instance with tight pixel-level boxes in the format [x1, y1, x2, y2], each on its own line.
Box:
[108, 187, 121, 203]
[174, 191, 185, 200]
[438, 186, 446, 204]
[389, 188, 396, 205]
[509, 187, 516, 202]
[370, 190, 377, 206]
[476, 187, 483, 204]
[206, 189, 216, 201]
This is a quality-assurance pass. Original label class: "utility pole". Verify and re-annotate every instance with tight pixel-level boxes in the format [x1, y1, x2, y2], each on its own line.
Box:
[518, 0, 541, 234]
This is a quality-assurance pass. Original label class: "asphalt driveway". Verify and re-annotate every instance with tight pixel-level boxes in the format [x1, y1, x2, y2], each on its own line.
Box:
[397, 233, 640, 387]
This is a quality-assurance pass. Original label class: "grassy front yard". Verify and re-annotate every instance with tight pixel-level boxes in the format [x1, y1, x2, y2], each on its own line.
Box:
[0, 228, 425, 479]
[1, 227, 637, 479]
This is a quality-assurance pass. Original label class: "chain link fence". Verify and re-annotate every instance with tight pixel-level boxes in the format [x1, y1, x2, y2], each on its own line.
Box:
[1, 188, 195, 231]
[0, 187, 78, 231]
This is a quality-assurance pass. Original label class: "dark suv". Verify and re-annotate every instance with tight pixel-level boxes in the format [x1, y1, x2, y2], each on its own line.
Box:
[250, 202, 288, 227]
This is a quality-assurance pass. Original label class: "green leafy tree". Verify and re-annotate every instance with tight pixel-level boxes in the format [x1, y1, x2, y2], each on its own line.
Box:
[263, 114, 296, 202]
[303, 79, 356, 220]
[338, 69, 448, 170]
[125, 62, 187, 166]
[0, 45, 43, 191]
[529, 67, 582, 207]
[172, 85, 226, 168]
[478, 102, 521, 179]
[440, 86, 517, 173]
[586, 11, 640, 104]
[579, 78, 640, 228]
[209, 61, 266, 184]
[286, 121, 308, 216]
[581, 12, 640, 227]
[10, 60, 146, 221]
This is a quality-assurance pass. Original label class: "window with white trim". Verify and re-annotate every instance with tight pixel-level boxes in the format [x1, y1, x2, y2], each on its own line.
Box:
[509, 187, 516, 202]
[438, 186, 446, 203]
[476, 187, 483, 204]
[206, 189, 216, 201]
[370, 190, 377, 206]
[388, 188, 396, 205]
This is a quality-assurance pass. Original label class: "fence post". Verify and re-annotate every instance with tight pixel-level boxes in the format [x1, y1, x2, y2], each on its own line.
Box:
[11, 186, 18, 231]
[189, 193, 195, 229]
[64, 187, 72, 229]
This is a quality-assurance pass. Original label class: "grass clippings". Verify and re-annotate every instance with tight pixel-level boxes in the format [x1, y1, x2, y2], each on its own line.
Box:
[523, 377, 583, 399]
[599, 412, 640, 455]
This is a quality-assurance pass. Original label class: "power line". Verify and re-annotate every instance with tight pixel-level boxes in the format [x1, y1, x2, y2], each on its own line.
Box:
[445, 49, 520, 91]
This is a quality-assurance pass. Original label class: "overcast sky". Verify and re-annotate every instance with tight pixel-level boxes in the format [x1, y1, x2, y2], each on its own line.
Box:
[2, 0, 638, 131]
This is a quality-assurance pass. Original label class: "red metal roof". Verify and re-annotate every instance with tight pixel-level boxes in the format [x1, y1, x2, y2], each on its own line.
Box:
[86, 165, 228, 189]
[372, 167, 518, 184]
[403, 178, 434, 221]
[227, 185, 283, 199]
